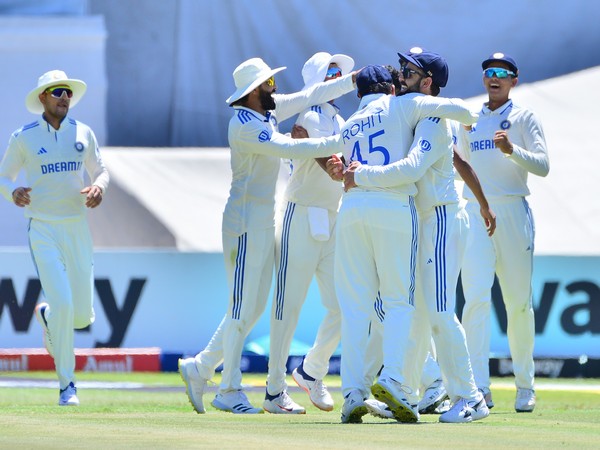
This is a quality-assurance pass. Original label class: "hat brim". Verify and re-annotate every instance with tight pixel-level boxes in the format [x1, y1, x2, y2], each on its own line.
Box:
[330, 54, 355, 79]
[481, 58, 518, 75]
[302, 54, 355, 91]
[398, 52, 424, 70]
[25, 78, 87, 114]
[226, 66, 286, 105]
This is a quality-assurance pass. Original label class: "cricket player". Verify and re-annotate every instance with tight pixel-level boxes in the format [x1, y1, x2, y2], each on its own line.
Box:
[0, 70, 109, 406]
[332, 65, 480, 423]
[265, 52, 355, 414]
[457, 53, 549, 413]
[178, 57, 356, 414]
[343, 49, 493, 424]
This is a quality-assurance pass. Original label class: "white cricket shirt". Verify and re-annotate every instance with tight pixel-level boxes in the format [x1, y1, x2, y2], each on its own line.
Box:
[344, 92, 478, 196]
[284, 102, 345, 212]
[456, 99, 549, 200]
[222, 74, 354, 236]
[0, 117, 109, 221]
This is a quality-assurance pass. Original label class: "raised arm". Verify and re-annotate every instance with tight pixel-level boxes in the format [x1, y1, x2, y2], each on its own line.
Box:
[274, 73, 356, 122]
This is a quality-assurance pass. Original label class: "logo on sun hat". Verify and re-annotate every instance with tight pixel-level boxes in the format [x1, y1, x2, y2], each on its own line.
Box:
[481, 52, 518, 76]
[226, 58, 286, 105]
[301, 52, 355, 91]
[25, 70, 87, 114]
[398, 47, 449, 88]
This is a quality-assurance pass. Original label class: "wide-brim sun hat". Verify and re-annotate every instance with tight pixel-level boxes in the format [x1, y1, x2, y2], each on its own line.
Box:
[25, 70, 87, 114]
[226, 57, 286, 105]
[302, 52, 354, 91]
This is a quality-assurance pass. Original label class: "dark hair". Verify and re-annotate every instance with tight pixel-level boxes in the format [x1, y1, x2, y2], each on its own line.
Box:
[230, 93, 250, 107]
[430, 84, 440, 97]
[359, 82, 393, 97]
[385, 65, 402, 96]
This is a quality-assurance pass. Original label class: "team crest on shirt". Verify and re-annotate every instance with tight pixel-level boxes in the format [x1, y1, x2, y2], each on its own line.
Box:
[258, 130, 270, 142]
[74, 142, 85, 152]
[419, 138, 432, 152]
[500, 120, 511, 130]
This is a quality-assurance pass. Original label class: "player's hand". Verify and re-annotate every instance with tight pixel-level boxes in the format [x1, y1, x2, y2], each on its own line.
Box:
[351, 67, 365, 85]
[12, 187, 31, 207]
[480, 205, 497, 236]
[493, 130, 513, 154]
[291, 124, 309, 139]
[326, 154, 344, 181]
[343, 161, 361, 192]
[81, 185, 103, 208]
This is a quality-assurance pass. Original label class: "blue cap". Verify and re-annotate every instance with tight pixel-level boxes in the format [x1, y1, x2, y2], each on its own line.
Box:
[482, 52, 518, 76]
[356, 65, 393, 96]
[398, 47, 449, 88]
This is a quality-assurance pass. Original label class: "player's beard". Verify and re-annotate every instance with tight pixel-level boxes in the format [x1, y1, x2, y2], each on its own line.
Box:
[259, 88, 276, 111]
[399, 82, 420, 96]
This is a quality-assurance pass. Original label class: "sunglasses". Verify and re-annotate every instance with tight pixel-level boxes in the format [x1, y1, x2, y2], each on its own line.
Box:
[326, 67, 342, 79]
[400, 65, 426, 80]
[265, 76, 275, 87]
[46, 87, 74, 98]
[483, 68, 515, 79]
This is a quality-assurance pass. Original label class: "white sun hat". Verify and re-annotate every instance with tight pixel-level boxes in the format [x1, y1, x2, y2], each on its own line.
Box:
[25, 70, 87, 114]
[226, 58, 286, 105]
[301, 52, 355, 91]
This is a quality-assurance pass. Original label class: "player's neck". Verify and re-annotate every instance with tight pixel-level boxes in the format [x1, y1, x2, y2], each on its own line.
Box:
[487, 96, 510, 111]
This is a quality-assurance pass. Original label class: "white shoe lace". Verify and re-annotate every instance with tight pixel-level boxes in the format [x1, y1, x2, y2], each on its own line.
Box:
[312, 379, 328, 396]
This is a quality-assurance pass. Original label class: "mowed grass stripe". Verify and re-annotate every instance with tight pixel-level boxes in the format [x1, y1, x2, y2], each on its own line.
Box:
[1, 373, 599, 449]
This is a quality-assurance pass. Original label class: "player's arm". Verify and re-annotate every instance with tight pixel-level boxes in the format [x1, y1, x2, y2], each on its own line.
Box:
[237, 120, 342, 159]
[453, 148, 496, 236]
[82, 129, 109, 208]
[274, 73, 355, 122]
[401, 93, 479, 127]
[495, 110, 549, 177]
[0, 135, 29, 205]
[350, 117, 448, 189]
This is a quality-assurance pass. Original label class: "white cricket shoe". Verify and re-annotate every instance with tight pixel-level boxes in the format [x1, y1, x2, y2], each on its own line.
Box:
[364, 398, 393, 419]
[371, 377, 419, 423]
[341, 390, 368, 424]
[211, 390, 263, 414]
[292, 366, 334, 411]
[479, 387, 494, 409]
[515, 388, 536, 413]
[35, 302, 54, 357]
[439, 397, 489, 423]
[434, 399, 451, 414]
[418, 378, 449, 414]
[263, 390, 306, 414]
[59, 382, 79, 406]
[178, 358, 207, 413]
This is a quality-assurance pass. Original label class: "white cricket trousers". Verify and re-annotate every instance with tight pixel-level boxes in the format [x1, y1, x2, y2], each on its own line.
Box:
[335, 191, 417, 398]
[266, 202, 340, 395]
[461, 197, 536, 390]
[405, 204, 479, 403]
[28, 217, 95, 390]
[195, 227, 274, 392]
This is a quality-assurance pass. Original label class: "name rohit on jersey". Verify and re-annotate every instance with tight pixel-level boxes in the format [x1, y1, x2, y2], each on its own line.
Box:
[342, 108, 384, 143]
[41, 161, 83, 174]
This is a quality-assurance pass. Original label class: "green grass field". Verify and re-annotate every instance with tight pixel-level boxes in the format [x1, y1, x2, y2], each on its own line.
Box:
[1, 372, 599, 449]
